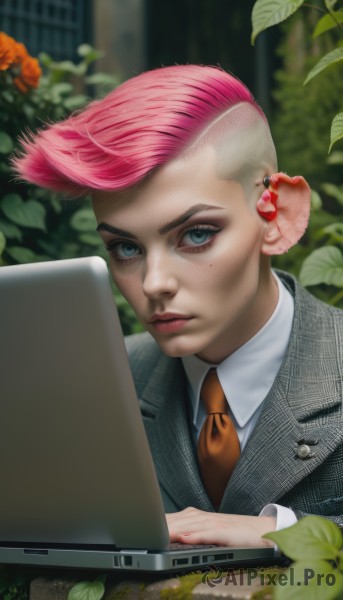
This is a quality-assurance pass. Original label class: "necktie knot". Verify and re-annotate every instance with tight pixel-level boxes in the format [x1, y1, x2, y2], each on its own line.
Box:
[201, 369, 227, 415]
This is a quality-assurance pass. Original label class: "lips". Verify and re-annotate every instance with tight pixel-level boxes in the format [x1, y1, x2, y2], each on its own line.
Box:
[148, 313, 193, 333]
[148, 312, 189, 323]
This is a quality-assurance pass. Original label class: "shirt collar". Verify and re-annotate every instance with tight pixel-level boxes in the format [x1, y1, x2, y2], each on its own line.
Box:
[182, 273, 294, 430]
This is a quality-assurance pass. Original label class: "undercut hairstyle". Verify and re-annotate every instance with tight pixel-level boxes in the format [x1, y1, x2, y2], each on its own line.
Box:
[13, 64, 270, 197]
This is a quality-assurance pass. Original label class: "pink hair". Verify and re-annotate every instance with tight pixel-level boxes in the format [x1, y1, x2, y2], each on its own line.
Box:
[13, 65, 263, 196]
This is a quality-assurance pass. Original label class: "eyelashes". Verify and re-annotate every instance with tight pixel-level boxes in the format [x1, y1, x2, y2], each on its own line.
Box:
[179, 224, 221, 252]
[105, 224, 222, 263]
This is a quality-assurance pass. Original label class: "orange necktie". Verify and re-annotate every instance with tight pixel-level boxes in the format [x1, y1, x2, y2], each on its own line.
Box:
[197, 369, 241, 509]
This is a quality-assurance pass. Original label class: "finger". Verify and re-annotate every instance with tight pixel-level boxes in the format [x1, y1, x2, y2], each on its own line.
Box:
[170, 529, 233, 546]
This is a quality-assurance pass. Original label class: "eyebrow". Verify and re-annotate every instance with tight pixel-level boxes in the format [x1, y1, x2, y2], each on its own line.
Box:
[96, 223, 137, 239]
[96, 203, 224, 239]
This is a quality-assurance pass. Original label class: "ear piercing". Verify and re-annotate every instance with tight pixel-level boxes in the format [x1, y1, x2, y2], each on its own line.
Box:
[256, 175, 278, 222]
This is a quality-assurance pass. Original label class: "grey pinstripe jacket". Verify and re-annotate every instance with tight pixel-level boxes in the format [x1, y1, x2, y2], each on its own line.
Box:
[125, 272, 343, 525]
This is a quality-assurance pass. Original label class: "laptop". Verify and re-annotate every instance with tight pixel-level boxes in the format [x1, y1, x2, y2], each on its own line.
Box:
[0, 256, 276, 572]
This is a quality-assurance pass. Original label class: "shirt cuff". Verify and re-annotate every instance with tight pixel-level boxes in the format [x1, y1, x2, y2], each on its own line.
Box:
[259, 503, 297, 531]
[259, 504, 297, 554]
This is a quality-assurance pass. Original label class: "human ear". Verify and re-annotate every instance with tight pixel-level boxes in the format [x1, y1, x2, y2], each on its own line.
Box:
[256, 172, 311, 255]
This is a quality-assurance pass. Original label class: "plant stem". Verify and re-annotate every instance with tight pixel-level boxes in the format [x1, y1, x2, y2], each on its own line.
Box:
[302, 3, 326, 15]
[302, 2, 343, 33]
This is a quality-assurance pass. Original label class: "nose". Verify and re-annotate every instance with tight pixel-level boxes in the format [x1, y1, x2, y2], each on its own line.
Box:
[142, 253, 178, 299]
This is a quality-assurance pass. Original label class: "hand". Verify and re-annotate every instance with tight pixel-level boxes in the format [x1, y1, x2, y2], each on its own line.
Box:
[166, 507, 276, 548]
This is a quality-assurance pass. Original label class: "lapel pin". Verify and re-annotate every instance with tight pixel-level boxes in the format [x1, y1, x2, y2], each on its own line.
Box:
[294, 438, 318, 459]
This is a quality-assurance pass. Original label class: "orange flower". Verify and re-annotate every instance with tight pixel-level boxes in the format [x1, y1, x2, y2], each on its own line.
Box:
[13, 41, 29, 65]
[14, 55, 42, 93]
[0, 31, 16, 71]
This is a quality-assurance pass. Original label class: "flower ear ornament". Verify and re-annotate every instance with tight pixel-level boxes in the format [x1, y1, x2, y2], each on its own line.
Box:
[256, 172, 311, 255]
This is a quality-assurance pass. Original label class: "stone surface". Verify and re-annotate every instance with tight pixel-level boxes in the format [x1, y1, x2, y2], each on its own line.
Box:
[29, 568, 281, 599]
[30, 574, 181, 600]
[30, 575, 81, 600]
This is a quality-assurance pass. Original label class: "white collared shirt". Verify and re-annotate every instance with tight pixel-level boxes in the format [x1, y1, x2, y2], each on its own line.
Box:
[181, 272, 297, 530]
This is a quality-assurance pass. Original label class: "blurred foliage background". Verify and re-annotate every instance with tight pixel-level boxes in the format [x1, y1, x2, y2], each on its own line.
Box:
[0, 37, 140, 334]
[0, 0, 342, 343]
[259, 4, 343, 308]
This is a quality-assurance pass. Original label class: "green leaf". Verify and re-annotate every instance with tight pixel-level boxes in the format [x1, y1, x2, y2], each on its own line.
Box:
[274, 560, 343, 600]
[38, 51, 53, 67]
[321, 222, 343, 239]
[6, 247, 43, 264]
[85, 73, 119, 86]
[0, 219, 22, 240]
[0, 160, 11, 175]
[321, 182, 343, 206]
[251, 0, 305, 44]
[77, 44, 94, 56]
[70, 208, 97, 232]
[68, 580, 105, 600]
[1, 90, 14, 103]
[79, 232, 103, 247]
[22, 104, 35, 120]
[264, 516, 343, 561]
[50, 60, 86, 76]
[329, 112, 343, 153]
[63, 95, 88, 111]
[310, 190, 322, 211]
[325, 0, 339, 10]
[0, 132, 14, 154]
[0, 231, 5, 257]
[1, 194, 46, 231]
[50, 82, 74, 96]
[77, 44, 104, 63]
[327, 151, 343, 165]
[299, 247, 343, 288]
[304, 48, 343, 85]
[313, 12, 343, 38]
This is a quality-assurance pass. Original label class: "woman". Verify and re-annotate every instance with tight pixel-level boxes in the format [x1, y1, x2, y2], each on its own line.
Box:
[14, 64, 343, 547]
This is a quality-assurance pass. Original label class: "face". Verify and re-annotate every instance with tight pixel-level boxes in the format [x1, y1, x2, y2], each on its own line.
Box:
[93, 146, 278, 363]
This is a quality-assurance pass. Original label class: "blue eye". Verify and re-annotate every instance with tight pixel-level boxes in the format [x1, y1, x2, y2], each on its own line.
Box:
[106, 241, 140, 261]
[188, 230, 211, 244]
[117, 242, 139, 258]
[182, 226, 216, 246]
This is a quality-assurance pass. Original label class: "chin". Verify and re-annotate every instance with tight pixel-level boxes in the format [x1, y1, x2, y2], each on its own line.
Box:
[153, 335, 208, 359]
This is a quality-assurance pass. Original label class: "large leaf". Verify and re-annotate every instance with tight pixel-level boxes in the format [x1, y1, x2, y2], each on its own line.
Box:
[70, 208, 97, 232]
[320, 223, 343, 245]
[313, 12, 343, 38]
[6, 247, 44, 264]
[274, 560, 343, 600]
[327, 151, 343, 165]
[325, 0, 339, 10]
[329, 112, 343, 153]
[1, 194, 46, 231]
[68, 580, 105, 600]
[251, 0, 305, 44]
[310, 190, 322, 211]
[0, 132, 14, 154]
[321, 182, 343, 206]
[63, 95, 88, 111]
[0, 219, 22, 240]
[264, 516, 343, 561]
[304, 48, 343, 85]
[0, 231, 5, 257]
[78, 232, 103, 247]
[299, 246, 343, 288]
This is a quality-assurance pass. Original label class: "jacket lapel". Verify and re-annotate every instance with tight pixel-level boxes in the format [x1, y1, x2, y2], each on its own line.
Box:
[139, 352, 212, 511]
[220, 277, 343, 514]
